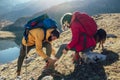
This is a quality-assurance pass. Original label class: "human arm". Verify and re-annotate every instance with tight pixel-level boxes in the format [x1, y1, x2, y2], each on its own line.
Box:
[66, 25, 80, 50]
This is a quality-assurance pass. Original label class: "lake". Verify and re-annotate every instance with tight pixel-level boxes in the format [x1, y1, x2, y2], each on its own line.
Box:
[0, 40, 20, 64]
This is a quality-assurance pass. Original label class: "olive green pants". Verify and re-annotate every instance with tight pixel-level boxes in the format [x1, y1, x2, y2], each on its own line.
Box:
[17, 42, 52, 72]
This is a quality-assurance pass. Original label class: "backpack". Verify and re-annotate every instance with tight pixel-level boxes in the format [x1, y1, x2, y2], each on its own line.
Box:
[73, 12, 97, 49]
[74, 12, 97, 37]
[23, 14, 57, 43]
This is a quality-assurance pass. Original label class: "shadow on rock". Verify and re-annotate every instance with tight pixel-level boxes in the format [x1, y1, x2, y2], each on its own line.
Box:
[64, 63, 106, 80]
[101, 49, 119, 66]
[38, 69, 64, 80]
[37, 49, 119, 80]
[64, 49, 119, 80]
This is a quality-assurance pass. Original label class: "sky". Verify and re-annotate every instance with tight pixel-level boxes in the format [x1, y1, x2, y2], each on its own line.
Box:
[17, 0, 75, 6]
[0, 0, 74, 6]
[17, 0, 73, 4]
[16, 0, 31, 4]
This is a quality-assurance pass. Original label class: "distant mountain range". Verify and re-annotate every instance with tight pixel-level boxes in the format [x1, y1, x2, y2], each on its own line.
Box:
[1, 0, 120, 45]
[0, 0, 30, 15]
[0, 0, 73, 21]
[0, 0, 46, 21]
[0, 0, 120, 21]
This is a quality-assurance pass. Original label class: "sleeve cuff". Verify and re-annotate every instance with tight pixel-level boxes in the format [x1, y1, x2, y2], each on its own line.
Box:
[66, 45, 71, 50]
[65, 47, 69, 51]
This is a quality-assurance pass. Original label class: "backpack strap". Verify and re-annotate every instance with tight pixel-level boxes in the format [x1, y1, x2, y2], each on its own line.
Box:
[75, 17, 87, 50]
[83, 33, 87, 50]
[43, 28, 57, 41]
[43, 29, 47, 41]
[41, 28, 51, 41]
[75, 17, 88, 50]
[24, 29, 30, 43]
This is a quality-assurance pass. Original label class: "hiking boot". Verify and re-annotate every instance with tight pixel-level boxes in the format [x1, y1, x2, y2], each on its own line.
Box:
[72, 53, 80, 62]
[72, 53, 83, 65]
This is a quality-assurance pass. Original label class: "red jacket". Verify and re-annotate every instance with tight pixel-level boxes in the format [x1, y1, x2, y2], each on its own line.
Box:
[66, 12, 96, 52]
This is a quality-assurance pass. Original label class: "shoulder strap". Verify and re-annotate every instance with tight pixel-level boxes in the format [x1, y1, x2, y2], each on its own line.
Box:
[82, 33, 87, 50]
[24, 29, 29, 43]
[43, 29, 47, 41]
[76, 18, 87, 35]
[75, 17, 87, 50]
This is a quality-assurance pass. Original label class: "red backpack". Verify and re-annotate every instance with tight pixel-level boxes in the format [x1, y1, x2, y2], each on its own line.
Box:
[73, 12, 97, 37]
[73, 12, 97, 50]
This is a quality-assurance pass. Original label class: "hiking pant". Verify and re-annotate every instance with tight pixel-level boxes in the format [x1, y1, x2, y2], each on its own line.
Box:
[55, 44, 76, 59]
[17, 42, 52, 72]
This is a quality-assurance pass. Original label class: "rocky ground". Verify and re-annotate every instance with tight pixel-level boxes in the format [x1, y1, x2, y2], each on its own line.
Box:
[0, 13, 120, 80]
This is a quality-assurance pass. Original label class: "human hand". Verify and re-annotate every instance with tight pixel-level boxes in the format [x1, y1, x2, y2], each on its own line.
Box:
[45, 58, 57, 69]
[62, 49, 68, 54]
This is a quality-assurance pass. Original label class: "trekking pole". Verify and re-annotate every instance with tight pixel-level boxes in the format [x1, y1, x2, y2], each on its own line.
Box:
[25, 29, 29, 80]
[25, 43, 28, 80]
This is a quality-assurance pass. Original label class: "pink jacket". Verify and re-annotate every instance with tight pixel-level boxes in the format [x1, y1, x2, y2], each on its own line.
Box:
[66, 12, 96, 52]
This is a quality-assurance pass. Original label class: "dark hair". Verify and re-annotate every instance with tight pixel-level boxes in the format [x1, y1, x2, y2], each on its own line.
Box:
[61, 13, 72, 25]
[94, 28, 107, 42]
[51, 29, 60, 38]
